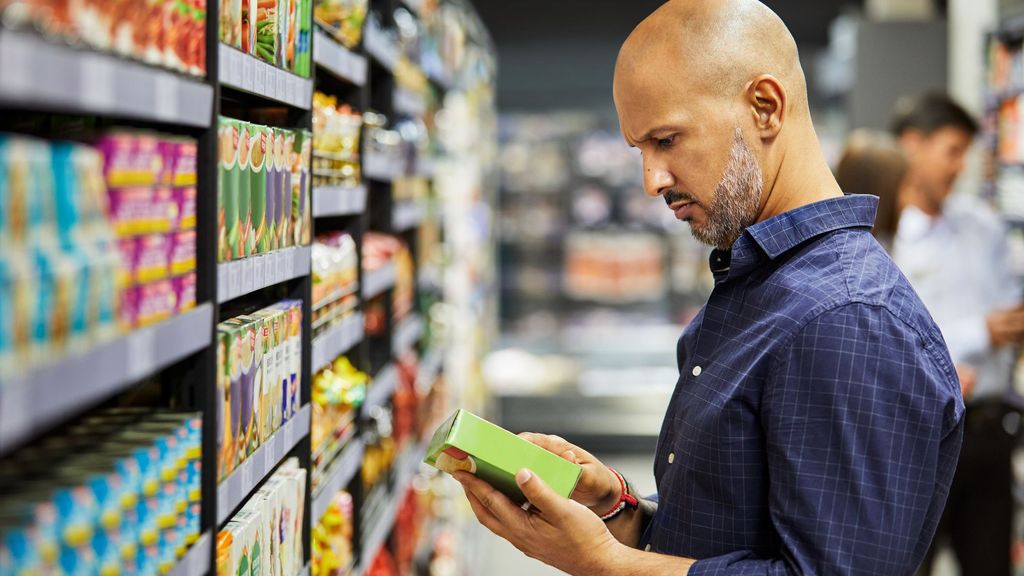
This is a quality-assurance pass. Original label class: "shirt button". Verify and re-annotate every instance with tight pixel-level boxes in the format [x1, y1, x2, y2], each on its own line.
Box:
[692, 365, 702, 377]
[668, 452, 675, 464]
[644, 544, 652, 552]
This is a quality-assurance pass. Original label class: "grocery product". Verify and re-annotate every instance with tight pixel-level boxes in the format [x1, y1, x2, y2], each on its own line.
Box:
[311, 490, 354, 576]
[314, 0, 368, 49]
[425, 409, 583, 504]
[293, 130, 313, 246]
[311, 357, 366, 475]
[312, 92, 363, 189]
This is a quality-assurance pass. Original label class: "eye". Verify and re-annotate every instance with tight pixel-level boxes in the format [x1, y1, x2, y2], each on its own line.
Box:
[656, 136, 675, 149]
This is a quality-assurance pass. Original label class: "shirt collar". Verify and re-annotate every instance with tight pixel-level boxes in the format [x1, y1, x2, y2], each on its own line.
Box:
[710, 194, 879, 282]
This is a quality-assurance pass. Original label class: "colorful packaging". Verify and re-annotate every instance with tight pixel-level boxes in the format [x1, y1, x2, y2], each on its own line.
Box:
[254, 0, 279, 65]
[134, 234, 172, 284]
[223, 316, 260, 456]
[249, 124, 270, 255]
[218, 118, 239, 261]
[221, 0, 242, 48]
[296, 0, 312, 77]
[425, 409, 583, 504]
[136, 279, 174, 328]
[217, 326, 236, 481]
[171, 273, 196, 314]
[169, 230, 197, 276]
[171, 187, 197, 231]
[280, 131, 296, 249]
[265, 128, 280, 254]
[279, 0, 297, 71]
[292, 130, 312, 246]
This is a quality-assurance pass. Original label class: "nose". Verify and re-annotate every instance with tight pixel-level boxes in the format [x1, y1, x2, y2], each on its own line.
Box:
[642, 154, 674, 198]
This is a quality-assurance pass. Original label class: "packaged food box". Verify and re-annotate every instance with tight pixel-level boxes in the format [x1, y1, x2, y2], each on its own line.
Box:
[218, 118, 237, 261]
[251, 307, 285, 434]
[222, 316, 262, 456]
[264, 128, 280, 254]
[273, 300, 302, 420]
[221, 0, 242, 48]
[254, 0, 279, 65]
[169, 230, 196, 276]
[280, 130, 296, 249]
[171, 273, 196, 314]
[279, 0, 297, 71]
[292, 130, 312, 246]
[136, 279, 174, 327]
[171, 187, 197, 231]
[425, 409, 583, 504]
[296, 0, 312, 77]
[250, 124, 270, 255]
[217, 324, 240, 481]
[108, 188, 173, 238]
[135, 234, 171, 284]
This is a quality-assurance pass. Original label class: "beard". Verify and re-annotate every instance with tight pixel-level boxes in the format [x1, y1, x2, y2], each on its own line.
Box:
[664, 128, 763, 249]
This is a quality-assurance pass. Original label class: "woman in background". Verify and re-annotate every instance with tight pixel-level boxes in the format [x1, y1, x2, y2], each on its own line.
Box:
[834, 129, 907, 249]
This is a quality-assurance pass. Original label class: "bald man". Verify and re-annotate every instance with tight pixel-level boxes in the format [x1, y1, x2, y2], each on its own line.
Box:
[454, 2, 964, 574]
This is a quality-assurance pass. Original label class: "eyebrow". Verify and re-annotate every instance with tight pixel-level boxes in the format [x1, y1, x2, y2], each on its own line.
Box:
[629, 125, 681, 147]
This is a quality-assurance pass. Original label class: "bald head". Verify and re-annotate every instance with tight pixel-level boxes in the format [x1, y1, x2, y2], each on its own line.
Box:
[615, 0, 807, 116]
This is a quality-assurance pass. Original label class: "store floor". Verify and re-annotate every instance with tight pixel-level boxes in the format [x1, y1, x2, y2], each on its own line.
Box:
[474, 452, 959, 575]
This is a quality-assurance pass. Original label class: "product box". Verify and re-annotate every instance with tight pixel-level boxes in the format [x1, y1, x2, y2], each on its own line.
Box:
[223, 316, 262, 457]
[249, 124, 269, 256]
[221, 0, 242, 48]
[252, 307, 285, 433]
[273, 300, 301, 420]
[278, 0, 297, 71]
[217, 324, 239, 481]
[292, 130, 312, 246]
[171, 273, 196, 314]
[218, 118, 237, 261]
[425, 410, 583, 504]
[171, 187, 197, 231]
[264, 128, 280, 254]
[296, 0, 312, 77]
[254, 0, 279, 64]
[169, 230, 196, 276]
[135, 234, 171, 284]
[280, 131, 296, 249]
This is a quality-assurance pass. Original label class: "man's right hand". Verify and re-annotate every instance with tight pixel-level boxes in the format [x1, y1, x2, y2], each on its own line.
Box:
[519, 432, 623, 515]
[986, 306, 1024, 348]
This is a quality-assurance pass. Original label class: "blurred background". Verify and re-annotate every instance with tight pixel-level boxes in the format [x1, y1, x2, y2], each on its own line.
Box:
[0, 0, 1022, 574]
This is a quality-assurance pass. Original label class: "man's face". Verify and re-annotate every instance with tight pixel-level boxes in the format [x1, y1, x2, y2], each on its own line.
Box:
[614, 69, 763, 248]
[902, 126, 972, 211]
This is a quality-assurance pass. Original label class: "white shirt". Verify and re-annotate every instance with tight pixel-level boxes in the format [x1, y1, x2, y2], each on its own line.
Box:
[893, 194, 1018, 400]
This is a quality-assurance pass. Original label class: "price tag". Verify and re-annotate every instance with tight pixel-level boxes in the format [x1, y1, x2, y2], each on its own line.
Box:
[127, 328, 157, 380]
[282, 251, 292, 279]
[218, 45, 228, 78]
[0, 377, 30, 443]
[242, 57, 254, 91]
[228, 264, 240, 300]
[254, 62, 265, 96]
[264, 435, 277, 471]
[283, 419, 294, 448]
[0, 33, 31, 97]
[241, 259, 254, 294]
[216, 482, 228, 520]
[253, 255, 265, 289]
[228, 49, 242, 87]
[277, 70, 286, 102]
[240, 458, 253, 491]
[217, 265, 227, 303]
[154, 72, 179, 122]
[81, 54, 115, 111]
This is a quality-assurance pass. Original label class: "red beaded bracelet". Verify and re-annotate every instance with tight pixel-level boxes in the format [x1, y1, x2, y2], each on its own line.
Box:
[598, 467, 640, 522]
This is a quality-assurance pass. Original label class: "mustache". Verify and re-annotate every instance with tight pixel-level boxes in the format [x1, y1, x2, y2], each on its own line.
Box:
[664, 190, 698, 206]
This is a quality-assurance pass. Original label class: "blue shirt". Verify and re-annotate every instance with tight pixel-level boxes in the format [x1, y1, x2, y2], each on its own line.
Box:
[641, 195, 964, 575]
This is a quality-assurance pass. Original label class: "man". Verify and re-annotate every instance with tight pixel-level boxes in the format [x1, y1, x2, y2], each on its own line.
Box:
[454, 1, 964, 574]
[891, 93, 1024, 575]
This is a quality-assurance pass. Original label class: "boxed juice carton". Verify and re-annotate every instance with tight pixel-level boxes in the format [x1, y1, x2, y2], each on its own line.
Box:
[291, 130, 311, 246]
[238, 121, 256, 258]
[221, 0, 242, 48]
[169, 230, 196, 276]
[254, 0, 279, 65]
[280, 131, 296, 249]
[251, 307, 284, 434]
[265, 128, 280, 254]
[171, 187, 197, 231]
[221, 316, 260, 459]
[217, 324, 239, 481]
[249, 124, 269, 256]
[425, 409, 582, 504]
[218, 118, 237, 261]
[171, 272, 196, 314]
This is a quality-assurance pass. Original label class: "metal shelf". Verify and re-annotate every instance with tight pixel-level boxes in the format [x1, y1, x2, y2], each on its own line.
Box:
[364, 153, 403, 182]
[312, 312, 365, 374]
[217, 246, 312, 304]
[0, 30, 213, 127]
[416, 348, 443, 397]
[392, 314, 424, 357]
[218, 44, 313, 109]
[393, 87, 426, 117]
[313, 28, 368, 87]
[362, 262, 397, 300]
[362, 364, 398, 417]
[0, 304, 213, 455]
[311, 437, 366, 525]
[167, 531, 212, 576]
[313, 184, 368, 218]
[392, 201, 425, 231]
[216, 404, 311, 525]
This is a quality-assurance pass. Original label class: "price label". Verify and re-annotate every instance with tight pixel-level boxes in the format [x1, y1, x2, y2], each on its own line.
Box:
[0, 377, 30, 443]
[218, 45, 228, 78]
[0, 33, 31, 97]
[127, 328, 157, 380]
[216, 482, 228, 521]
[217, 265, 227, 303]
[240, 458, 253, 491]
[228, 264, 240, 299]
[154, 72, 179, 122]
[283, 420, 294, 448]
[81, 54, 115, 111]
[253, 255, 265, 289]
[242, 57, 254, 91]
[277, 71, 286, 102]
[254, 63, 265, 95]
[241, 259, 254, 294]
[283, 251, 294, 279]
[264, 435, 277, 471]
[229, 49, 242, 86]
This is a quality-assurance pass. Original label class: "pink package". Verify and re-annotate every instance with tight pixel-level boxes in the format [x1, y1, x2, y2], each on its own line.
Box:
[171, 187, 197, 231]
[158, 139, 198, 188]
[97, 132, 159, 188]
[169, 230, 197, 276]
[136, 279, 175, 327]
[135, 234, 171, 284]
[117, 237, 140, 281]
[119, 285, 140, 330]
[108, 188, 173, 237]
[172, 273, 196, 314]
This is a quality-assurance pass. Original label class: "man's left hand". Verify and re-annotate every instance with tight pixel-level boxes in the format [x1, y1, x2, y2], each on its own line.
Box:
[454, 468, 624, 575]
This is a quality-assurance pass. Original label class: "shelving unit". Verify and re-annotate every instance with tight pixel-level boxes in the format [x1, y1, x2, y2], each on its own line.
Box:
[0, 0, 495, 572]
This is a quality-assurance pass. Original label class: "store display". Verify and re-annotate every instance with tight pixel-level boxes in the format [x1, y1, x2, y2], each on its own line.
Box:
[217, 300, 303, 482]
[218, 0, 311, 76]
[312, 356, 366, 477]
[425, 409, 581, 504]
[563, 231, 666, 303]
[311, 489, 354, 576]
[217, 117, 311, 262]
[215, 458, 307, 576]
[0, 0, 207, 76]
[312, 92, 363, 189]
[0, 409, 201, 575]
[314, 0, 368, 49]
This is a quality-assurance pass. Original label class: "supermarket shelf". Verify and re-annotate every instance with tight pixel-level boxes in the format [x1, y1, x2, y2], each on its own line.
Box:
[364, 153, 403, 182]
[363, 262, 397, 299]
[392, 201, 426, 231]
[362, 364, 399, 417]
[358, 441, 426, 573]
[0, 304, 213, 455]
[416, 348, 443, 397]
[312, 312, 366, 373]
[216, 404, 312, 525]
[392, 314, 424, 356]
[364, 22, 398, 72]
[313, 183, 368, 218]
[218, 44, 313, 109]
[313, 28, 368, 86]
[217, 246, 312, 304]
[394, 87, 427, 117]
[168, 531, 212, 576]
[311, 437, 366, 525]
[0, 30, 213, 127]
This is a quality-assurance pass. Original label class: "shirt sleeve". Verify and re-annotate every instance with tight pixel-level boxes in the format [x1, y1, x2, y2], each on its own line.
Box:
[688, 303, 964, 576]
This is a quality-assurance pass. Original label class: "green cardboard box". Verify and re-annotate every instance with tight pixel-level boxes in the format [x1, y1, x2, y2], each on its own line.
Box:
[424, 409, 582, 504]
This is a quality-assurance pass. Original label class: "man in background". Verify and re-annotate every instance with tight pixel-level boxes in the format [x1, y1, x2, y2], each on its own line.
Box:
[892, 92, 1024, 575]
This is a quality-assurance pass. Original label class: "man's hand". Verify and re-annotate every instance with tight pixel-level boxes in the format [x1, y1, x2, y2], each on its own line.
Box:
[986, 306, 1024, 348]
[454, 468, 624, 575]
[519, 432, 622, 514]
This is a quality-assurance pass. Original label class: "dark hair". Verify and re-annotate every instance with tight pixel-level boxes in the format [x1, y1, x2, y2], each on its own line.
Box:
[889, 92, 979, 137]
[835, 130, 907, 243]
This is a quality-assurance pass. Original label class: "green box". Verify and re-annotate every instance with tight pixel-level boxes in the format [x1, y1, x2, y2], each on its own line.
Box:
[424, 410, 582, 504]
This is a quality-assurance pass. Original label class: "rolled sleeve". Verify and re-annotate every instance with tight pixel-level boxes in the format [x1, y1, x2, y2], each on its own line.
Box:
[688, 303, 963, 575]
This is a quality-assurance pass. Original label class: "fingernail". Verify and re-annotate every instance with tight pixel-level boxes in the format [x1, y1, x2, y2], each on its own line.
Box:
[516, 469, 533, 485]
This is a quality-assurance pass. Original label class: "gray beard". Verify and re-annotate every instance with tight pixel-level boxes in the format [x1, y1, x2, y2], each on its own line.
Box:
[688, 128, 763, 249]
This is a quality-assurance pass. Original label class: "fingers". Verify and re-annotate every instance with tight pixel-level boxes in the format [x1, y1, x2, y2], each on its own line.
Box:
[462, 484, 509, 539]
[516, 468, 570, 521]
[454, 471, 528, 528]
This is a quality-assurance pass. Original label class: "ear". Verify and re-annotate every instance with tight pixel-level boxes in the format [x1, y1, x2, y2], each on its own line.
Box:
[746, 74, 786, 139]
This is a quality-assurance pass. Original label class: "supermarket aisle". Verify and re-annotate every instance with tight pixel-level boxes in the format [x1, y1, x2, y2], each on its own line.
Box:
[476, 452, 656, 575]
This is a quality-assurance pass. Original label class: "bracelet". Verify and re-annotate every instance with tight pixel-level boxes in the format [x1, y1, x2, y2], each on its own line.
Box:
[598, 467, 639, 522]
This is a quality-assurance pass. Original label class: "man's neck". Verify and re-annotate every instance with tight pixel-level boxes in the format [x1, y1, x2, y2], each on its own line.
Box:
[757, 135, 844, 223]
[900, 182, 941, 218]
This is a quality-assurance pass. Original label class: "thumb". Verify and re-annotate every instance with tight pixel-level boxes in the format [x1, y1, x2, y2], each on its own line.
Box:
[516, 468, 567, 518]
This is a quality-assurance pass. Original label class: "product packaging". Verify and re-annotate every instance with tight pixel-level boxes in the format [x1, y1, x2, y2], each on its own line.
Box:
[237, 121, 255, 258]
[171, 273, 196, 314]
[254, 0, 279, 64]
[218, 118, 239, 261]
[425, 409, 583, 504]
[249, 124, 269, 256]
[171, 187, 197, 231]
[292, 130, 312, 246]
[221, 0, 243, 48]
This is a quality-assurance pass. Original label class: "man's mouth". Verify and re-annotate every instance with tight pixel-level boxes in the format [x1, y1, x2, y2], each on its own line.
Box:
[670, 200, 697, 220]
